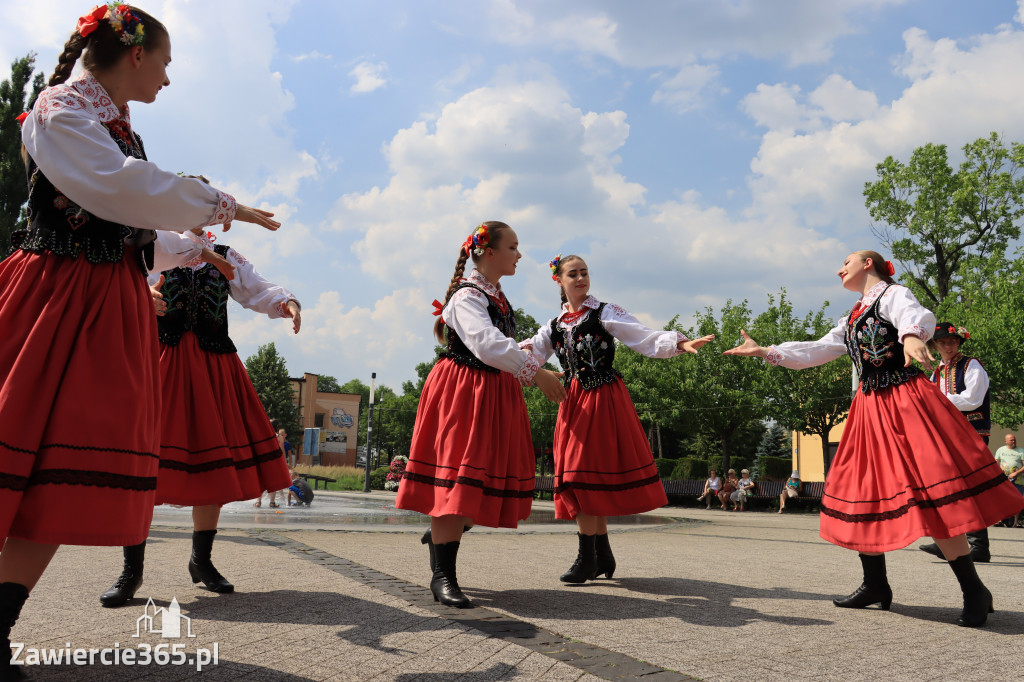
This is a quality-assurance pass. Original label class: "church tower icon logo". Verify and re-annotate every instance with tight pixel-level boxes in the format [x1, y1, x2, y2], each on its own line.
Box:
[134, 597, 196, 639]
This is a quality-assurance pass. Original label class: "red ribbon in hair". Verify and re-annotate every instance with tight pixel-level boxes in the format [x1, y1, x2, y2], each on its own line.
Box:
[431, 299, 444, 317]
[76, 5, 109, 37]
[885, 260, 895, 276]
[461, 235, 474, 256]
[15, 112, 27, 126]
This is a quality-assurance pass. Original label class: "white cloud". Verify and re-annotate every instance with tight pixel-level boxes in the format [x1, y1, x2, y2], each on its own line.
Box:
[348, 60, 388, 94]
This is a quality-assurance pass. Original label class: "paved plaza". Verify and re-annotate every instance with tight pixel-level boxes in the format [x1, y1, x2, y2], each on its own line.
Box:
[11, 491, 1023, 680]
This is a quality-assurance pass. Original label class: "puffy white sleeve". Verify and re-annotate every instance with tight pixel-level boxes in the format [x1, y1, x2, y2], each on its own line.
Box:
[226, 248, 298, 318]
[943, 359, 990, 411]
[764, 320, 849, 369]
[150, 231, 203, 273]
[877, 286, 935, 342]
[22, 98, 235, 231]
[444, 289, 540, 385]
[600, 303, 687, 358]
[519, 321, 557, 365]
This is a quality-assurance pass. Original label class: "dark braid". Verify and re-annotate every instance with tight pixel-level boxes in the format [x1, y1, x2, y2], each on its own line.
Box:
[431, 220, 511, 343]
[553, 254, 584, 307]
[49, 33, 88, 86]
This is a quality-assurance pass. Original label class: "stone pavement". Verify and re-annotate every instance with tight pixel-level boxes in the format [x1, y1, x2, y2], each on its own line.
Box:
[10, 491, 1024, 681]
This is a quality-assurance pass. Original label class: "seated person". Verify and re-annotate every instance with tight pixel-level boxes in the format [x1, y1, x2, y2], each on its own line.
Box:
[700, 469, 722, 509]
[718, 469, 738, 510]
[731, 469, 755, 511]
[778, 470, 802, 514]
[287, 469, 315, 506]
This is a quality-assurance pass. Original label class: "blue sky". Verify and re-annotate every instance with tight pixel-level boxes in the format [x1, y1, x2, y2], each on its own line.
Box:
[3, 0, 1024, 390]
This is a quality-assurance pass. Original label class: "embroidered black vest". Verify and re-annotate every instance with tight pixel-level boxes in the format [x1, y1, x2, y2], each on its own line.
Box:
[845, 285, 921, 394]
[15, 121, 154, 273]
[931, 355, 991, 436]
[440, 283, 516, 373]
[551, 303, 621, 390]
[157, 244, 236, 354]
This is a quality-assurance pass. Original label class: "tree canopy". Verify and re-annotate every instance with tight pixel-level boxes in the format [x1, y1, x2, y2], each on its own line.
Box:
[1, 53, 45, 257]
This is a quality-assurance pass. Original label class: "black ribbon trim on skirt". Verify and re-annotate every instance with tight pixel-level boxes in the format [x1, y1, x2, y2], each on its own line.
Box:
[405, 457, 535, 481]
[824, 460, 1002, 504]
[554, 473, 662, 494]
[158, 446, 284, 474]
[27, 469, 157, 491]
[0, 472, 30, 492]
[403, 470, 534, 498]
[821, 471, 1010, 524]
[0, 438, 158, 460]
[160, 433, 279, 456]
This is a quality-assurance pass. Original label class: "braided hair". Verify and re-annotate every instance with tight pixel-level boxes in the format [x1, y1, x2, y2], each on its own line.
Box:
[432, 221, 511, 343]
[551, 254, 584, 306]
[49, 5, 168, 87]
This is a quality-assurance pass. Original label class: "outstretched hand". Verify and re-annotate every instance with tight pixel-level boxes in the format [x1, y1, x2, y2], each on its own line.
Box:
[283, 300, 302, 334]
[200, 247, 236, 281]
[150, 275, 166, 317]
[678, 334, 715, 354]
[534, 368, 567, 404]
[903, 335, 934, 371]
[223, 204, 280, 232]
[722, 329, 767, 358]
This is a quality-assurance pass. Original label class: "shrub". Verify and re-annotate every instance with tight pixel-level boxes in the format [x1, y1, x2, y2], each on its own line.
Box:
[385, 455, 409, 491]
[668, 457, 706, 480]
[294, 464, 366, 491]
[369, 465, 390, 490]
[653, 458, 676, 478]
[758, 456, 793, 480]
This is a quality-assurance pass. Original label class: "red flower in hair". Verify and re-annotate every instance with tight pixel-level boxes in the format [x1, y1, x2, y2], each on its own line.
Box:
[76, 4, 108, 37]
[461, 235, 474, 256]
[885, 260, 895, 276]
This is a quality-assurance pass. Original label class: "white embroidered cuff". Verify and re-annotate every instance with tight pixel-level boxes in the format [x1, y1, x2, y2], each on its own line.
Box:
[899, 324, 928, 342]
[515, 353, 541, 386]
[206, 191, 237, 227]
[764, 347, 784, 367]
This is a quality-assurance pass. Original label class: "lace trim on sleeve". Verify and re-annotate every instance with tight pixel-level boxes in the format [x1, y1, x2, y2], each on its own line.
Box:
[206, 191, 237, 226]
[899, 324, 928, 340]
[515, 353, 541, 387]
[765, 347, 784, 367]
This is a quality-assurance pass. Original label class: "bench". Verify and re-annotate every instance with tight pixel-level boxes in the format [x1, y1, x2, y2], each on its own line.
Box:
[746, 480, 824, 509]
[534, 475, 555, 500]
[298, 473, 336, 490]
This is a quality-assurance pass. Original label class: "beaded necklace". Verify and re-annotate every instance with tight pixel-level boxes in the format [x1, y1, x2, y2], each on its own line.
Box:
[561, 307, 588, 325]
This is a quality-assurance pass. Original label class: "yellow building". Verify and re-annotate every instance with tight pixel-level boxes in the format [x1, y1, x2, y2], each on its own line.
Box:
[792, 422, 1023, 482]
[290, 373, 361, 467]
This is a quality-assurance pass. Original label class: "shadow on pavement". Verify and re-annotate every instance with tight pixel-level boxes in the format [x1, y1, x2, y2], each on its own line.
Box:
[392, 663, 526, 681]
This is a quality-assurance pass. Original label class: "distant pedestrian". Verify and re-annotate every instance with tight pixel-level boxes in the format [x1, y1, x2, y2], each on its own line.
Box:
[778, 471, 802, 513]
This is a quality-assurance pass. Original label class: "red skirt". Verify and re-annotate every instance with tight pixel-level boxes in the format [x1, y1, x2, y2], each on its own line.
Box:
[0, 250, 159, 546]
[155, 334, 291, 506]
[820, 375, 1024, 552]
[396, 358, 534, 528]
[552, 377, 668, 520]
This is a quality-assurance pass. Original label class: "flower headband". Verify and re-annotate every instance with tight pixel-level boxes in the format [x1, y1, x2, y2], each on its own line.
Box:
[77, 3, 146, 46]
[549, 254, 561, 282]
[461, 223, 491, 257]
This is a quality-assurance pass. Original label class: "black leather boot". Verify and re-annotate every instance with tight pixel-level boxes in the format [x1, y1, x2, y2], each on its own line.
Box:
[595, 533, 616, 579]
[430, 541, 471, 608]
[559, 533, 598, 584]
[948, 554, 993, 627]
[188, 530, 234, 593]
[833, 553, 892, 610]
[0, 582, 29, 681]
[421, 525, 472, 573]
[920, 529, 991, 563]
[100, 542, 146, 607]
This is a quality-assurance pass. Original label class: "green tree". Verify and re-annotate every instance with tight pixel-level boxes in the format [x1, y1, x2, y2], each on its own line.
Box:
[316, 374, 343, 393]
[864, 133, 1024, 307]
[1, 53, 46, 257]
[244, 342, 301, 440]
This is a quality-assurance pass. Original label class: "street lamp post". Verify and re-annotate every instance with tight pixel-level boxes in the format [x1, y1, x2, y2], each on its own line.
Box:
[363, 372, 376, 492]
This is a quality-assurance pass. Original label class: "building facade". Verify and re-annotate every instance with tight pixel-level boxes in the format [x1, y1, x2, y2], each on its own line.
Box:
[290, 373, 361, 467]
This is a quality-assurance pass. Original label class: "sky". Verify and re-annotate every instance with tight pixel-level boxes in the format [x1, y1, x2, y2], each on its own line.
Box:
[3, 0, 1024, 391]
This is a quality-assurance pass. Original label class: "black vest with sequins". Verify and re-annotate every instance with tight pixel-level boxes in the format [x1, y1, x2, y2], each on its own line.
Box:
[157, 244, 236, 354]
[551, 303, 621, 390]
[440, 283, 516, 373]
[845, 285, 920, 394]
[15, 122, 154, 273]
[931, 355, 991, 436]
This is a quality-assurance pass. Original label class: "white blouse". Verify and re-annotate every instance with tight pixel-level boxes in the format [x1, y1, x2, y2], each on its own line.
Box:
[765, 282, 935, 369]
[148, 233, 298, 319]
[521, 295, 688, 363]
[933, 356, 990, 412]
[151, 231, 203, 273]
[440, 269, 540, 385]
[21, 72, 235, 232]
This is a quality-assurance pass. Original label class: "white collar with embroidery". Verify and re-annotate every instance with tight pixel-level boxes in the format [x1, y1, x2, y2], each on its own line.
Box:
[560, 295, 599, 319]
[465, 268, 502, 298]
[71, 71, 130, 125]
[856, 280, 891, 309]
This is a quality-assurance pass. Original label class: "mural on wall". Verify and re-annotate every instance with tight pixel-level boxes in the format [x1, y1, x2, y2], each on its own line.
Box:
[321, 407, 356, 454]
[331, 408, 355, 429]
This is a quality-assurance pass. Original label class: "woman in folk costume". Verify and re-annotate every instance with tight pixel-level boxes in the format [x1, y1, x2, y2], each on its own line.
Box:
[396, 222, 566, 608]
[0, 4, 279, 678]
[521, 255, 714, 583]
[99, 228, 300, 607]
[725, 250, 1024, 627]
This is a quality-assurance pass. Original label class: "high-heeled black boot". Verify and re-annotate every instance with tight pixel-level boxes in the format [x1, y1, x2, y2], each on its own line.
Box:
[919, 529, 990, 563]
[0, 582, 29, 681]
[421, 525, 472, 573]
[430, 541, 471, 608]
[188, 530, 234, 593]
[100, 542, 146, 607]
[833, 553, 892, 610]
[559, 533, 598, 584]
[594, 533, 616, 579]
[948, 554, 993, 627]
